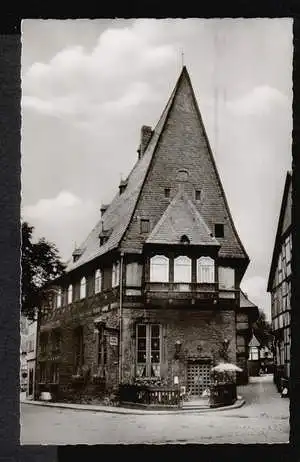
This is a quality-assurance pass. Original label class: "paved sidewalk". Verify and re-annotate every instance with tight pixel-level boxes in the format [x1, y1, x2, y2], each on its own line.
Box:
[20, 395, 245, 415]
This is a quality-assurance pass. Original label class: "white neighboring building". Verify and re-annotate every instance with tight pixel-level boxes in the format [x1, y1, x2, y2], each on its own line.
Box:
[26, 320, 38, 399]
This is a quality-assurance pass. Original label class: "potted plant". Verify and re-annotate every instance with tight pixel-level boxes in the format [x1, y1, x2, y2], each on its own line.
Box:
[209, 362, 241, 408]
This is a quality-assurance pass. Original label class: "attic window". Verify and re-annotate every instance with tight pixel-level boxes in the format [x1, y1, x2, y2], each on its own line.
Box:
[180, 235, 190, 245]
[214, 224, 224, 238]
[72, 248, 82, 263]
[140, 219, 150, 233]
[177, 169, 189, 182]
[164, 188, 170, 198]
[195, 190, 201, 201]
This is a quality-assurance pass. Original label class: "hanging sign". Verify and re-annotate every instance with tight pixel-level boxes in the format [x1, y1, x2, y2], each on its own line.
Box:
[109, 336, 118, 346]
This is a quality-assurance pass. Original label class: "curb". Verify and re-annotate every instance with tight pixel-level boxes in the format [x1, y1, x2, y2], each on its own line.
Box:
[21, 398, 245, 415]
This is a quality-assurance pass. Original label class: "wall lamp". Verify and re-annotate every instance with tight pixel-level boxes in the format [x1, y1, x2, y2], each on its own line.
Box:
[174, 340, 182, 359]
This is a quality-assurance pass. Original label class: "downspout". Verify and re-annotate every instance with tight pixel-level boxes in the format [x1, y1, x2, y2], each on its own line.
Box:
[119, 252, 124, 384]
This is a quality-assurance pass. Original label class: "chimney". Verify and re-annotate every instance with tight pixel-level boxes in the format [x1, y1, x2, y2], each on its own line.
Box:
[100, 204, 109, 216]
[119, 179, 127, 195]
[138, 125, 152, 159]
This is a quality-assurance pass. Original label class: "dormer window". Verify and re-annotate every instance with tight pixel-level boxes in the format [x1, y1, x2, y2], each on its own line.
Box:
[99, 228, 112, 246]
[80, 277, 87, 299]
[140, 219, 150, 233]
[72, 248, 82, 263]
[164, 188, 170, 198]
[119, 179, 127, 195]
[214, 223, 224, 238]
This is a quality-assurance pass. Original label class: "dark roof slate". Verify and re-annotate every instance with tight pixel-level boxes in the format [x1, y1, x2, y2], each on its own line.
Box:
[66, 66, 249, 272]
[65, 71, 178, 272]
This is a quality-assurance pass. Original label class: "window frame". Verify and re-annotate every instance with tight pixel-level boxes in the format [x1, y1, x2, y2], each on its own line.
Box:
[173, 255, 192, 283]
[149, 255, 169, 283]
[140, 219, 150, 233]
[136, 323, 162, 378]
[197, 256, 215, 283]
[95, 269, 102, 294]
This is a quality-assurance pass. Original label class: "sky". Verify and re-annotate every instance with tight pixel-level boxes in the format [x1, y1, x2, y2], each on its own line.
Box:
[21, 18, 293, 321]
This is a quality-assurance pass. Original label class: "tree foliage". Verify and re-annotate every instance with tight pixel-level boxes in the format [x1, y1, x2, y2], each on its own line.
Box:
[21, 221, 66, 321]
[252, 309, 273, 347]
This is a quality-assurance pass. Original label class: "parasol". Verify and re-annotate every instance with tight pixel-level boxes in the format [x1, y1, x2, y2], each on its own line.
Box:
[211, 362, 243, 373]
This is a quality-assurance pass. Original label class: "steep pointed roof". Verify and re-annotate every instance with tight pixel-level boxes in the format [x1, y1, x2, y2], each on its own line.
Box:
[66, 66, 249, 272]
[267, 171, 292, 292]
[146, 189, 220, 246]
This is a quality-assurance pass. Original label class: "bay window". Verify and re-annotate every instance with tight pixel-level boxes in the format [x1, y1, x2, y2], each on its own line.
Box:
[126, 262, 143, 287]
[174, 256, 191, 283]
[150, 255, 169, 282]
[95, 269, 102, 294]
[197, 257, 215, 283]
[218, 266, 235, 289]
[80, 277, 87, 299]
[136, 324, 161, 378]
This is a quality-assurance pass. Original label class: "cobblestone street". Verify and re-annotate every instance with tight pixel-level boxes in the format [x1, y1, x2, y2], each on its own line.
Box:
[20, 375, 289, 445]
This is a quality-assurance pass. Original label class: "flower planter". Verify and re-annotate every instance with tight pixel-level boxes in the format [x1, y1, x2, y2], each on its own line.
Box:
[71, 375, 85, 387]
[119, 383, 181, 406]
[209, 383, 237, 408]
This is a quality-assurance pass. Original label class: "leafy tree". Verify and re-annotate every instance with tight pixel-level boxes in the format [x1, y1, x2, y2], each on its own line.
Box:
[21, 221, 65, 321]
[252, 309, 273, 348]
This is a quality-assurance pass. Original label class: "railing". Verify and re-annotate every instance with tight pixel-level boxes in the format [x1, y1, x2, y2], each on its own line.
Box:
[119, 384, 181, 406]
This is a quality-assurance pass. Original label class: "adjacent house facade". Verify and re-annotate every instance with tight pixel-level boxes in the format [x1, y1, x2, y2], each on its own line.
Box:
[26, 320, 38, 399]
[35, 66, 258, 403]
[267, 171, 292, 391]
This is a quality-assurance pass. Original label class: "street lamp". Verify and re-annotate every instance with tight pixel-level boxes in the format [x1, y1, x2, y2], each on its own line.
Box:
[174, 340, 182, 359]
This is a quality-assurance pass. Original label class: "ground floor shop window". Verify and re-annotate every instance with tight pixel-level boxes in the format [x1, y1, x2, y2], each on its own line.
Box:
[136, 324, 161, 377]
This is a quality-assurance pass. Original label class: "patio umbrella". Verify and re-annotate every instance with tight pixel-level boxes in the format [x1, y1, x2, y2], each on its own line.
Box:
[211, 362, 243, 372]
